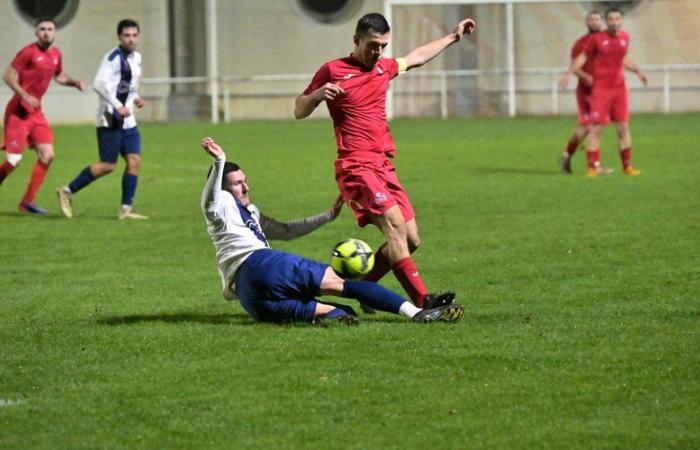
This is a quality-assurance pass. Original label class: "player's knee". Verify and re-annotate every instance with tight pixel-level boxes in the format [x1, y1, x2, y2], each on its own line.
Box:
[99, 163, 116, 175]
[6, 153, 22, 167]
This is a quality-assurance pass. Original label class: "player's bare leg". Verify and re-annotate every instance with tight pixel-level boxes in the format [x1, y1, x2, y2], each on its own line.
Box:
[58, 161, 115, 218]
[561, 125, 589, 174]
[585, 125, 614, 177]
[18, 143, 54, 215]
[615, 121, 640, 176]
[119, 153, 147, 220]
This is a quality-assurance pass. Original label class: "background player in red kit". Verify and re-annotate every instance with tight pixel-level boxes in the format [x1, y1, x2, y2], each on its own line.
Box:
[0, 18, 85, 214]
[560, 8, 648, 177]
[560, 10, 612, 175]
[294, 13, 475, 309]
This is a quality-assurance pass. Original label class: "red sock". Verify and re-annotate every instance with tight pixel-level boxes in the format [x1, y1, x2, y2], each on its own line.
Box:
[0, 160, 17, 184]
[620, 147, 632, 169]
[566, 138, 579, 156]
[362, 243, 392, 282]
[21, 160, 50, 203]
[392, 257, 429, 306]
[586, 148, 600, 169]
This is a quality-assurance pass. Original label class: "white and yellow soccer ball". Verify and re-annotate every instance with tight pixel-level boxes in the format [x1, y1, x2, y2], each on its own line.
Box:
[330, 239, 375, 280]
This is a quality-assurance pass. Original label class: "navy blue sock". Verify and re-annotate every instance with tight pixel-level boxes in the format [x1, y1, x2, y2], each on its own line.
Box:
[68, 166, 96, 194]
[121, 172, 138, 205]
[321, 303, 357, 318]
[341, 281, 405, 314]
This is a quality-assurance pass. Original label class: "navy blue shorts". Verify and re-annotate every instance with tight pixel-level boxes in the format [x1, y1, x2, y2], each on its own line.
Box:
[234, 249, 328, 323]
[97, 126, 141, 163]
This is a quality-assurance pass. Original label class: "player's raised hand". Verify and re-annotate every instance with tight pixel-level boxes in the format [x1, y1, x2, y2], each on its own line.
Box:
[455, 18, 476, 41]
[201, 136, 224, 158]
[314, 83, 345, 102]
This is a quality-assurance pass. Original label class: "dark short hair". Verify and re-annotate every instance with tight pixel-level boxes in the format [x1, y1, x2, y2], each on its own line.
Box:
[355, 13, 390, 36]
[587, 10, 602, 17]
[117, 19, 140, 35]
[35, 18, 56, 27]
[207, 162, 241, 189]
[605, 7, 623, 18]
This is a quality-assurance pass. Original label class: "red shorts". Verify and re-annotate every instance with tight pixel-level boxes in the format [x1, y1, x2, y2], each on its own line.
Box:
[576, 84, 592, 126]
[2, 107, 53, 154]
[335, 153, 416, 228]
[589, 85, 629, 125]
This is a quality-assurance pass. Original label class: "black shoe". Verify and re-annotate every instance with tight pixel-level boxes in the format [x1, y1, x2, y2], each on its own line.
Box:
[359, 304, 376, 315]
[412, 303, 464, 323]
[422, 292, 455, 310]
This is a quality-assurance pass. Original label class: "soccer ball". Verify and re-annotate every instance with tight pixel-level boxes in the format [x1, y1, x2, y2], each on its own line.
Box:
[331, 239, 375, 280]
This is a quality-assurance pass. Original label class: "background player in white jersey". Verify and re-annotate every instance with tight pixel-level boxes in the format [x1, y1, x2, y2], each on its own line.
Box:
[200, 136, 463, 324]
[57, 19, 147, 219]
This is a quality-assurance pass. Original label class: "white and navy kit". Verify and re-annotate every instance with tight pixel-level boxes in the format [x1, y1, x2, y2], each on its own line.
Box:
[202, 155, 335, 322]
[93, 47, 142, 162]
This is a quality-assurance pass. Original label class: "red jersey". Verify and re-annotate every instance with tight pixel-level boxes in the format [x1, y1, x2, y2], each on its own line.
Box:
[571, 33, 596, 89]
[8, 43, 63, 112]
[303, 56, 400, 158]
[585, 30, 629, 88]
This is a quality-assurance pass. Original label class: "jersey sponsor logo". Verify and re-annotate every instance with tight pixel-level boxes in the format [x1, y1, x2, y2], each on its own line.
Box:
[117, 80, 131, 94]
[36, 56, 44, 62]
[373, 191, 388, 205]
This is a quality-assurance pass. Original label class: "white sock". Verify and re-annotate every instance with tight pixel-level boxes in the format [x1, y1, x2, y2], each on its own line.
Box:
[399, 301, 421, 319]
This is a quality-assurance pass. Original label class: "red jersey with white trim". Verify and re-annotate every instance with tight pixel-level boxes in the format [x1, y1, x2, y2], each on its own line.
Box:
[571, 33, 596, 90]
[8, 43, 62, 113]
[303, 56, 400, 158]
[585, 30, 629, 88]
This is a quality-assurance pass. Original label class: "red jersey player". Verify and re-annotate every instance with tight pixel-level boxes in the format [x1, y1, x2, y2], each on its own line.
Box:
[560, 10, 613, 175]
[560, 8, 648, 177]
[0, 18, 85, 214]
[295, 13, 475, 310]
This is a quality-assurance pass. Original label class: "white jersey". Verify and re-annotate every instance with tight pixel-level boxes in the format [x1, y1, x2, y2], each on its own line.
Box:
[93, 47, 142, 129]
[202, 155, 335, 300]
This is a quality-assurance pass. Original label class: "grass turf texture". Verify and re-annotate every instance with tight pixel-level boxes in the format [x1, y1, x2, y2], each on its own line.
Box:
[1, 114, 699, 449]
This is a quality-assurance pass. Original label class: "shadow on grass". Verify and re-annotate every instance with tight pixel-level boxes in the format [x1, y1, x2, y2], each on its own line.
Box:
[0, 211, 64, 220]
[98, 312, 252, 326]
[473, 166, 559, 176]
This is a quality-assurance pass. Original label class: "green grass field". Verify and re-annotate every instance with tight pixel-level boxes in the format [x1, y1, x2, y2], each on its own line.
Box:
[1, 114, 699, 449]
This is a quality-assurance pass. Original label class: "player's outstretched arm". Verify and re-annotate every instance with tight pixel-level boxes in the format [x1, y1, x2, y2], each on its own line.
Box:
[3, 65, 39, 109]
[623, 56, 648, 85]
[559, 53, 587, 89]
[401, 18, 475, 70]
[200, 137, 226, 216]
[260, 195, 343, 241]
[54, 72, 85, 91]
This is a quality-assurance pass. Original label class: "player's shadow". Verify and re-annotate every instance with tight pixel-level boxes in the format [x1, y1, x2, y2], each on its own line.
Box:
[0, 211, 64, 219]
[98, 312, 252, 326]
[473, 166, 559, 176]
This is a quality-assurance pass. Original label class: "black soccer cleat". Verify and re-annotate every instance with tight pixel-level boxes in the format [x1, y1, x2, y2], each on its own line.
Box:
[312, 304, 360, 327]
[411, 303, 464, 323]
[422, 292, 456, 310]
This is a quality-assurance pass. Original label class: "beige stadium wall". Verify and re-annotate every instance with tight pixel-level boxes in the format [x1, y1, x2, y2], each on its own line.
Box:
[0, 0, 169, 124]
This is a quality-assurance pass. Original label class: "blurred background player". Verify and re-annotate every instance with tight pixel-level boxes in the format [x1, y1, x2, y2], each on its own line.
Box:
[58, 19, 147, 219]
[560, 8, 648, 177]
[199, 136, 463, 324]
[0, 18, 85, 215]
[294, 13, 475, 310]
[560, 10, 613, 176]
